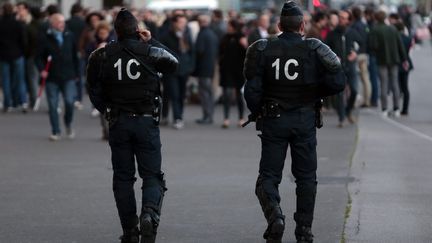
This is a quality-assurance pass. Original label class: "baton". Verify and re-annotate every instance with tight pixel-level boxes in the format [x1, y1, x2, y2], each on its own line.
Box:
[33, 56, 52, 111]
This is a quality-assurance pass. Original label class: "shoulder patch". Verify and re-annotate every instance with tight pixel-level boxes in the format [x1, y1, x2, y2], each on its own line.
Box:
[305, 38, 323, 50]
[251, 39, 268, 51]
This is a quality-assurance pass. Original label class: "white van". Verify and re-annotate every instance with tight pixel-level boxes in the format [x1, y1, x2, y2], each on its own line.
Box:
[147, 0, 218, 12]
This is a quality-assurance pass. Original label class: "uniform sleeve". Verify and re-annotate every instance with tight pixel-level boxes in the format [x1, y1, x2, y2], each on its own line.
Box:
[308, 38, 346, 97]
[243, 39, 267, 114]
[86, 48, 107, 113]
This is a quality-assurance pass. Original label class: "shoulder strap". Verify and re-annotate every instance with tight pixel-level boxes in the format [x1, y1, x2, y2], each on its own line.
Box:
[121, 45, 162, 96]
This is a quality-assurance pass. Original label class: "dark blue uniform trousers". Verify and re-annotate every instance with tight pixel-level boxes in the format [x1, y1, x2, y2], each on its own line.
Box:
[257, 107, 317, 226]
[109, 114, 165, 230]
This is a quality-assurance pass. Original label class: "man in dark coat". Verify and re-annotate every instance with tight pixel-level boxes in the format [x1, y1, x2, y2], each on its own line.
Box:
[325, 10, 360, 127]
[194, 14, 219, 124]
[248, 14, 270, 45]
[368, 10, 408, 117]
[0, 2, 28, 112]
[159, 14, 195, 129]
[66, 3, 86, 108]
[37, 13, 79, 141]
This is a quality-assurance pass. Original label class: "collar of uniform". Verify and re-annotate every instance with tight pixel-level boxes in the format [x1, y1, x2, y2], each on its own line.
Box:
[279, 32, 303, 41]
[118, 38, 141, 46]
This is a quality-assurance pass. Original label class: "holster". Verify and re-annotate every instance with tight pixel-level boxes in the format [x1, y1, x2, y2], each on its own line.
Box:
[105, 107, 120, 127]
[152, 96, 162, 126]
[314, 100, 323, 129]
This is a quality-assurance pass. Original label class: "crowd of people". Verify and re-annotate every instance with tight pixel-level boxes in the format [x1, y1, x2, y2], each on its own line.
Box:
[0, 2, 429, 139]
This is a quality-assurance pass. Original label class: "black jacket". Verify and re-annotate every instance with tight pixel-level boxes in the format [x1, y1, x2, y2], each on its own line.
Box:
[0, 15, 27, 61]
[86, 38, 178, 113]
[325, 25, 360, 68]
[159, 29, 194, 77]
[66, 16, 86, 47]
[350, 20, 369, 54]
[37, 29, 79, 83]
[193, 27, 219, 78]
[219, 33, 246, 88]
[244, 32, 344, 114]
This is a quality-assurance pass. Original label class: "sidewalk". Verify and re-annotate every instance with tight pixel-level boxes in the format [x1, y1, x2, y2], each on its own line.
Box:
[344, 110, 432, 243]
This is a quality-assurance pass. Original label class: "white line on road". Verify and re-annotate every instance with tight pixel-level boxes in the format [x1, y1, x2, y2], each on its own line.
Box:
[366, 109, 432, 143]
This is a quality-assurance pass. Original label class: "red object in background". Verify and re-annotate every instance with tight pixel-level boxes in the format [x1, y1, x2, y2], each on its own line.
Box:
[313, 0, 321, 7]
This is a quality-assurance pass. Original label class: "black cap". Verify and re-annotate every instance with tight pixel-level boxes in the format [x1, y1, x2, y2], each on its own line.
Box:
[281, 1, 303, 17]
[114, 8, 138, 40]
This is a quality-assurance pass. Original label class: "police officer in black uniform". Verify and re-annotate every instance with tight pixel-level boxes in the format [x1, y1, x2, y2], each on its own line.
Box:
[86, 9, 178, 243]
[243, 2, 345, 243]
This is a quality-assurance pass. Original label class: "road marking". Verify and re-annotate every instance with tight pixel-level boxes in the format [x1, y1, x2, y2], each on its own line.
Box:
[366, 110, 432, 143]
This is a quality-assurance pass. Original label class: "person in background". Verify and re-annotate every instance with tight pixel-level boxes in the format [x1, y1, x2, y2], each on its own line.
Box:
[394, 22, 414, 116]
[0, 2, 28, 113]
[364, 7, 380, 107]
[194, 14, 219, 125]
[160, 14, 195, 129]
[79, 11, 104, 117]
[17, 1, 40, 109]
[368, 10, 408, 117]
[66, 3, 86, 110]
[140, 9, 159, 40]
[85, 21, 115, 140]
[351, 6, 371, 108]
[37, 13, 79, 141]
[210, 9, 226, 41]
[306, 11, 328, 40]
[219, 19, 247, 128]
[248, 14, 270, 44]
[325, 10, 359, 127]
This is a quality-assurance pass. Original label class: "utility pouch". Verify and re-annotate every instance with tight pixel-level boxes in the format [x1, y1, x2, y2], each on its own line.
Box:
[262, 100, 281, 118]
[315, 100, 323, 129]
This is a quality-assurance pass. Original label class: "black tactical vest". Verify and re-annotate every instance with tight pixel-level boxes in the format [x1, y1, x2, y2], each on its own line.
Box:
[102, 41, 160, 113]
[262, 38, 319, 106]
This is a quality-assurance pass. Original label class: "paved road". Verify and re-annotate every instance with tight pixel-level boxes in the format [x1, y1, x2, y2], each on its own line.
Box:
[2, 43, 430, 243]
[0, 100, 355, 243]
[344, 43, 432, 242]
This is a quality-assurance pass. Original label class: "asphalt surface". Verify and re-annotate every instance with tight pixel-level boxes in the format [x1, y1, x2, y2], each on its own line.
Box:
[1, 42, 430, 243]
[344, 43, 432, 242]
[0, 100, 355, 242]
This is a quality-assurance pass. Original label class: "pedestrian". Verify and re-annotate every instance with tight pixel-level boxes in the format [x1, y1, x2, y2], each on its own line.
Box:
[351, 7, 371, 108]
[85, 21, 115, 140]
[86, 8, 178, 243]
[66, 3, 86, 110]
[16, 1, 41, 109]
[394, 22, 414, 116]
[219, 19, 247, 128]
[325, 10, 359, 127]
[159, 14, 195, 129]
[243, 2, 345, 242]
[368, 10, 408, 117]
[364, 7, 380, 107]
[248, 14, 270, 44]
[194, 14, 219, 125]
[37, 13, 79, 141]
[0, 2, 28, 113]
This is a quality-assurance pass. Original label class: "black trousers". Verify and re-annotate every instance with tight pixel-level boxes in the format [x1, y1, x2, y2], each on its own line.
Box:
[257, 107, 317, 225]
[108, 114, 165, 230]
[399, 71, 410, 114]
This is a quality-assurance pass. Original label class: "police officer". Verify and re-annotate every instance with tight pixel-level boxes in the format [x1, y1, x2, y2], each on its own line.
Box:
[243, 2, 345, 243]
[86, 9, 178, 243]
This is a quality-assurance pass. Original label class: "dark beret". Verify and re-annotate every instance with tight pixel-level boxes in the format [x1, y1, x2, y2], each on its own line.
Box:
[281, 1, 303, 17]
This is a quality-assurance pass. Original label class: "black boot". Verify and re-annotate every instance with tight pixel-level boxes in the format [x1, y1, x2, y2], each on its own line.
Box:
[263, 206, 285, 243]
[120, 227, 140, 243]
[140, 208, 159, 243]
[294, 213, 314, 243]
